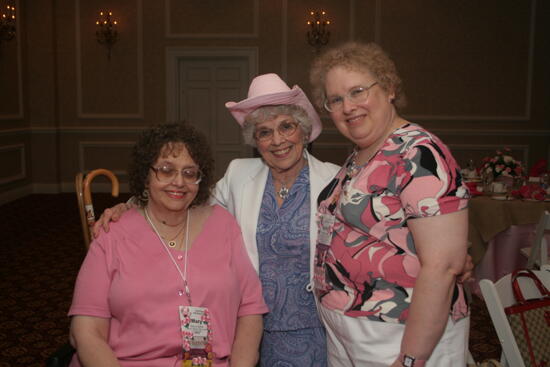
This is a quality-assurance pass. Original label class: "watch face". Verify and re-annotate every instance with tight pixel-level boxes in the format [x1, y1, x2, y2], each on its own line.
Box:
[403, 355, 415, 367]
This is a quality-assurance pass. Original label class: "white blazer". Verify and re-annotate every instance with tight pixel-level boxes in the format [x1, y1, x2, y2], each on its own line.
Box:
[212, 151, 340, 283]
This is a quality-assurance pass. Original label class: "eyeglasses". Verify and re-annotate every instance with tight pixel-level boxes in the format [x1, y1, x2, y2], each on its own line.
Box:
[254, 121, 299, 142]
[150, 165, 202, 184]
[323, 82, 378, 112]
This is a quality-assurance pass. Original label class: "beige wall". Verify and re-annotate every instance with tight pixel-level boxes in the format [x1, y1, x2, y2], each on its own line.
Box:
[1, 0, 549, 204]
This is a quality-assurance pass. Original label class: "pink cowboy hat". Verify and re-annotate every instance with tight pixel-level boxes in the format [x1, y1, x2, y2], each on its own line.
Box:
[225, 73, 322, 142]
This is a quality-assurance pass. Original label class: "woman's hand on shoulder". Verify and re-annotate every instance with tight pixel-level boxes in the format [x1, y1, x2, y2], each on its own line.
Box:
[92, 203, 134, 238]
[458, 253, 474, 283]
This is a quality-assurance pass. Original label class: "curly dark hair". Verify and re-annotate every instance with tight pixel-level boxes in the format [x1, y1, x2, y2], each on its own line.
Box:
[128, 122, 215, 207]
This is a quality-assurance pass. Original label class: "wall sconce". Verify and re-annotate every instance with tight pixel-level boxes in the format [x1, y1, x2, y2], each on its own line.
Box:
[95, 11, 118, 60]
[0, 5, 16, 47]
[307, 10, 330, 54]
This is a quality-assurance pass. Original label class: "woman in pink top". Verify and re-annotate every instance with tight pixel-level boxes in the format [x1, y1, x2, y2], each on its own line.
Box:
[68, 123, 268, 367]
[309, 42, 470, 367]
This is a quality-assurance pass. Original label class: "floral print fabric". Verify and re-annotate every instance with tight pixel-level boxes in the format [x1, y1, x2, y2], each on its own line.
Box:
[315, 123, 470, 324]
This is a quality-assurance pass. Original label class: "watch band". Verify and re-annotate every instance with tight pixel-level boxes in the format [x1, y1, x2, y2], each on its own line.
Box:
[399, 353, 427, 367]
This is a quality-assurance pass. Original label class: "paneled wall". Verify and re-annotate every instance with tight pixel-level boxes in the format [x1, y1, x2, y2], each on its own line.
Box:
[0, 0, 548, 204]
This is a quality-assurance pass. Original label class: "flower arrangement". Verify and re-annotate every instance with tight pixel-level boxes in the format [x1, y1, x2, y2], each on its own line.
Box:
[511, 184, 547, 201]
[481, 148, 523, 178]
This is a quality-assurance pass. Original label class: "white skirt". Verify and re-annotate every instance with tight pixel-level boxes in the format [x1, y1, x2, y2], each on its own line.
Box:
[318, 305, 470, 367]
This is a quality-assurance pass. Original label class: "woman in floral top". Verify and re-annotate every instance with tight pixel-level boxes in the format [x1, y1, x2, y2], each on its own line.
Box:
[309, 42, 470, 367]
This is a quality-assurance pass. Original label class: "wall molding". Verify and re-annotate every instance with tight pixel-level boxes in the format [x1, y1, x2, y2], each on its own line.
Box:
[165, 0, 259, 39]
[1, 126, 549, 138]
[78, 141, 134, 175]
[320, 126, 550, 138]
[60, 181, 129, 193]
[0, 184, 32, 206]
[32, 183, 62, 193]
[376, 0, 536, 121]
[281, 0, 288, 80]
[373, 0, 381, 43]
[75, 0, 144, 119]
[0, 144, 26, 185]
[0, 182, 130, 206]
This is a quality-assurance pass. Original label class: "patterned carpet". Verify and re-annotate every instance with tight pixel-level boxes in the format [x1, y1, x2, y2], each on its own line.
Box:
[0, 194, 501, 366]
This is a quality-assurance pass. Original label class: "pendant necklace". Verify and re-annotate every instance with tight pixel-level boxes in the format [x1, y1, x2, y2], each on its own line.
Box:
[277, 181, 290, 200]
[166, 225, 185, 248]
[147, 209, 186, 248]
[144, 206, 192, 303]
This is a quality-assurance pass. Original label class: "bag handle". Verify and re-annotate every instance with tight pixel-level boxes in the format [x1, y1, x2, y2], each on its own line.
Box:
[511, 269, 550, 303]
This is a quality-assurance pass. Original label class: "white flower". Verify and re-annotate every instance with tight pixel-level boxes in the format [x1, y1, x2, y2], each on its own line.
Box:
[495, 166, 502, 173]
[503, 155, 514, 163]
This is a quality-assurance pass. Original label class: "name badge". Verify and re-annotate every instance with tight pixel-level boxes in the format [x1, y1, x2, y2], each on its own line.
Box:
[180, 306, 211, 350]
[314, 244, 331, 292]
[317, 213, 335, 246]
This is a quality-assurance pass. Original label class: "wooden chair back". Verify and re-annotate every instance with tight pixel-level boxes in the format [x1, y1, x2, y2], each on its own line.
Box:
[75, 169, 119, 248]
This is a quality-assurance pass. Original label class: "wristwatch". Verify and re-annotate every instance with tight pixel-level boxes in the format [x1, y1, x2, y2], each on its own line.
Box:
[400, 353, 426, 367]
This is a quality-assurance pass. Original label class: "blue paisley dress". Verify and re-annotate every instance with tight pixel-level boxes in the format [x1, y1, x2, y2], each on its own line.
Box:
[256, 165, 327, 367]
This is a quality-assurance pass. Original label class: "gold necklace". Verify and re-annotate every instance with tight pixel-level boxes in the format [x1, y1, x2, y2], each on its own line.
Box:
[165, 226, 185, 248]
[146, 207, 186, 248]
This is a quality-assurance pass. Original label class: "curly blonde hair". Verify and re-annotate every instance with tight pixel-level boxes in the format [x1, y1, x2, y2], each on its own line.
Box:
[309, 42, 407, 111]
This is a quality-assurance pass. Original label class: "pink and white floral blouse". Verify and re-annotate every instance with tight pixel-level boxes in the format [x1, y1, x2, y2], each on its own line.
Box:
[315, 123, 470, 324]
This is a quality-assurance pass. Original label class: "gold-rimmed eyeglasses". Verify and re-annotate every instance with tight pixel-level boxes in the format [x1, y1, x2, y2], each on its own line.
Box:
[150, 165, 202, 184]
[324, 82, 378, 112]
[254, 121, 299, 142]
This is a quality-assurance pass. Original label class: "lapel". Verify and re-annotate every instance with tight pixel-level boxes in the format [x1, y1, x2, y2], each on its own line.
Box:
[236, 161, 269, 272]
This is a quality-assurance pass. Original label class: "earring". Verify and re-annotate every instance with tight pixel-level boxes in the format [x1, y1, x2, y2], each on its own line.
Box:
[142, 188, 149, 201]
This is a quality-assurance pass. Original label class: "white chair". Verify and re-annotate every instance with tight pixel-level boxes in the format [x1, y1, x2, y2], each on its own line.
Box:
[520, 210, 550, 269]
[479, 268, 550, 367]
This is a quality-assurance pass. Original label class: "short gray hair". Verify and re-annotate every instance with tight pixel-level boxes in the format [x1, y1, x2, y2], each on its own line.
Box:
[241, 105, 312, 147]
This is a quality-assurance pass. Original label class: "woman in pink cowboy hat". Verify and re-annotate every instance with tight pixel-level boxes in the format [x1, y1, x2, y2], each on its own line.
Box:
[213, 73, 340, 366]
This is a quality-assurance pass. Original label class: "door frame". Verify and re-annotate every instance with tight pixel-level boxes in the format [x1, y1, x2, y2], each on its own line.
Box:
[165, 47, 258, 122]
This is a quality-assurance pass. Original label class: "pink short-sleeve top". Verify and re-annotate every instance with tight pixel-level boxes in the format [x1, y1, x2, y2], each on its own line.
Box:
[68, 205, 267, 367]
[315, 123, 470, 324]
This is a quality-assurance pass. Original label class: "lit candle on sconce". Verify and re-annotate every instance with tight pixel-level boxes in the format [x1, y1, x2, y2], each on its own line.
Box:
[307, 10, 331, 54]
[0, 4, 16, 46]
[95, 10, 118, 60]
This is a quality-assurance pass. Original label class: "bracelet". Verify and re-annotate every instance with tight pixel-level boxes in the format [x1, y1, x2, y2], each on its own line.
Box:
[399, 353, 427, 367]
